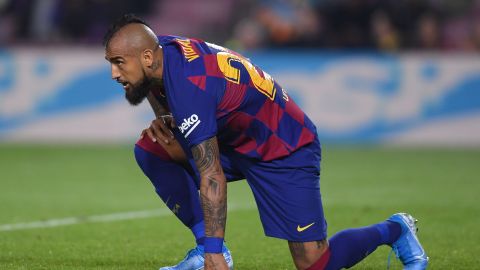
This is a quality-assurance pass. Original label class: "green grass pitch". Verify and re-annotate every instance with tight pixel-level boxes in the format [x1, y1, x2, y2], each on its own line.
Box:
[0, 144, 479, 269]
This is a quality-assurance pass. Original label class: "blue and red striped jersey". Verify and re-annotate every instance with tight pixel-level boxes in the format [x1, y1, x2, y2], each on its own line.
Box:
[159, 35, 317, 161]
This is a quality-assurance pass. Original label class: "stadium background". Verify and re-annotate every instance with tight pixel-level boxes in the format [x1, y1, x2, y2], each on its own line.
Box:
[1, 1, 479, 269]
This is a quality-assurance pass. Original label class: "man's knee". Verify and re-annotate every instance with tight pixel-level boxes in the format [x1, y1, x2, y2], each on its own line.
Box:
[135, 135, 187, 164]
[134, 137, 194, 190]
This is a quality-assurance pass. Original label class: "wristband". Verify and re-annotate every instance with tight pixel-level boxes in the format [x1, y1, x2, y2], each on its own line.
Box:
[204, 237, 223, 253]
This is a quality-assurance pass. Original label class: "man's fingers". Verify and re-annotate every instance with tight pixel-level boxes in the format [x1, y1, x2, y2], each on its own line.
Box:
[143, 117, 176, 144]
[151, 120, 171, 144]
[169, 118, 176, 129]
[158, 120, 174, 140]
[157, 118, 175, 140]
[161, 115, 176, 138]
[145, 128, 156, 142]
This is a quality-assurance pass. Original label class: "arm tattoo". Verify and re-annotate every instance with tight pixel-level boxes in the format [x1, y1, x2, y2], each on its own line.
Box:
[192, 137, 219, 172]
[192, 137, 227, 237]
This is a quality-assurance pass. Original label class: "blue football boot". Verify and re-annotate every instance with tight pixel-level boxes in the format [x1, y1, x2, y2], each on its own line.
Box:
[387, 213, 429, 270]
[159, 244, 233, 270]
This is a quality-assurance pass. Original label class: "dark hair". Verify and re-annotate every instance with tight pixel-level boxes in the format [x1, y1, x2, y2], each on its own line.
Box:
[103, 14, 150, 47]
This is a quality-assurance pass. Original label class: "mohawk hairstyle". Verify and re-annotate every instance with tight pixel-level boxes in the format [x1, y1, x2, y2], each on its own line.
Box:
[103, 14, 150, 47]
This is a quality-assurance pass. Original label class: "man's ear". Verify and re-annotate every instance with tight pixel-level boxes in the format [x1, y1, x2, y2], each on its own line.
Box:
[142, 49, 154, 67]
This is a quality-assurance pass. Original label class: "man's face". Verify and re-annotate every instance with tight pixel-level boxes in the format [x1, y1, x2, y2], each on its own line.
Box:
[105, 41, 151, 105]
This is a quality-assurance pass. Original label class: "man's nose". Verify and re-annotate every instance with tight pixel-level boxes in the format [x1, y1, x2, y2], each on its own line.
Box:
[111, 65, 120, 80]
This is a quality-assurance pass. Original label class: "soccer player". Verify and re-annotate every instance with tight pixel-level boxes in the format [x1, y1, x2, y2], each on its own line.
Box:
[103, 14, 428, 270]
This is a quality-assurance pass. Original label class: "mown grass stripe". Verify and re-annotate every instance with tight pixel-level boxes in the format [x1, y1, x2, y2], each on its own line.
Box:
[0, 204, 254, 232]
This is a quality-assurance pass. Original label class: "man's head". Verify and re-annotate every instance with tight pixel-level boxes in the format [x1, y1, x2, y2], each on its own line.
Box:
[104, 14, 163, 105]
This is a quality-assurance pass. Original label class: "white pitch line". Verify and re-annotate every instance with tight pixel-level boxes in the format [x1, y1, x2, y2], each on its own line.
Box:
[0, 204, 254, 232]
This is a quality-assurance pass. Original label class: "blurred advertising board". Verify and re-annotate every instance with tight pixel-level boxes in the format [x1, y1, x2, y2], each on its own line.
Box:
[1, 48, 479, 146]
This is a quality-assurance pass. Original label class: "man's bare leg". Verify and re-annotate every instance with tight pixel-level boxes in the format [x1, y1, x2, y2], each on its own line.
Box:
[288, 240, 328, 270]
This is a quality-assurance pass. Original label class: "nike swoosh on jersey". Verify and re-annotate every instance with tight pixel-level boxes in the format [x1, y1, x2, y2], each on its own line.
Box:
[297, 222, 315, 232]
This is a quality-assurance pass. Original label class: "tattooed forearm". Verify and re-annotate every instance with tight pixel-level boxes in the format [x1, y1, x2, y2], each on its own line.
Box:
[192, 137, 227, 237]
[200, 190, 227, 235]
[192, 138, 220, 173]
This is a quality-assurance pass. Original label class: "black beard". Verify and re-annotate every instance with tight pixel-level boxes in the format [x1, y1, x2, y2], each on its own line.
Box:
[125, 75, 152, 106]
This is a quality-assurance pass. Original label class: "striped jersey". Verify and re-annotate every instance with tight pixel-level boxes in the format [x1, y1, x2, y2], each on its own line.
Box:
[157, 35, 317, 161]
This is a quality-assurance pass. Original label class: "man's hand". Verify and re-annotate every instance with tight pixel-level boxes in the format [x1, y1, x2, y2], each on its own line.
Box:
[205, 253, 229, 270]
[141, 114, 176, 144]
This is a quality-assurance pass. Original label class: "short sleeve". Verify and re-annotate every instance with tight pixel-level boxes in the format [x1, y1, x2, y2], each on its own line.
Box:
[169, 82, 217, 147]
[163, 46, 218, 148]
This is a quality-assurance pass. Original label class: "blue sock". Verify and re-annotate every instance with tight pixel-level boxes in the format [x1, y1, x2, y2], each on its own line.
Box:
[191, 221, 205, 247]
[325, 221, 401, 270]
[134, 145, 204, 244]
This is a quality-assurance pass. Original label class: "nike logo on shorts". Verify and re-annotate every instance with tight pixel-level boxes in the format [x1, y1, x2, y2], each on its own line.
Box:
[297, 222, 315, 232]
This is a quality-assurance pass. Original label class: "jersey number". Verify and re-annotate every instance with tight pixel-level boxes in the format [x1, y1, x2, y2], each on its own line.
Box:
[217, 52, 276, 100]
